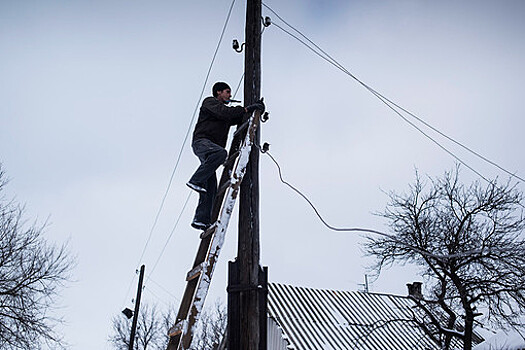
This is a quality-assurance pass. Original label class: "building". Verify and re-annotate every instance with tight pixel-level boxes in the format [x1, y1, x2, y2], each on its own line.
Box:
[266, 282, 484, 350]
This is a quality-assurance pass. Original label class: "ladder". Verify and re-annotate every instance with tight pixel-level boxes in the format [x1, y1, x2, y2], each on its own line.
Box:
[167, 110, 261, 350]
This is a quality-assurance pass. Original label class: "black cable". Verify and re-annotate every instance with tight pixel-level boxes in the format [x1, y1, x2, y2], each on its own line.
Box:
[261, 149, 388, 236]
[122, 0, 238, 308]
[267, 20, 491, 183]
[263, 3, 523, 184]
[260, 147, 485, 260]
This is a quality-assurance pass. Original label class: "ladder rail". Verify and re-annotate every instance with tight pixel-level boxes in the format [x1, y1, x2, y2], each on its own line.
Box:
[167, 111, 261, 350]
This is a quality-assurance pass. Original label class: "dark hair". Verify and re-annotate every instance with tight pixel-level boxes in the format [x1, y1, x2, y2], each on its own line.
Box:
[212, 82, 231, 97]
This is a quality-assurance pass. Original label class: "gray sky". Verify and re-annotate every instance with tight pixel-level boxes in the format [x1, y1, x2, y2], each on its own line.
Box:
[1, 1, 524, 349]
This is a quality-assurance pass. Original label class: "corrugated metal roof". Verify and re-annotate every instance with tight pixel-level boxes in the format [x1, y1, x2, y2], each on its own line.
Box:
[267, 283, 446, 350]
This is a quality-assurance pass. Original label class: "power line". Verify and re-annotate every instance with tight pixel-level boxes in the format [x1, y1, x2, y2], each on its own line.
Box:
[143, 285, 172, 309]
[260, 146, 486, 261]
[233, 73, 245, 98]
[262, 3, 523, 184]
[267, 19, 488, 183]
[123, 0, 238, 308]
[146, 191, 192, 282]
[147, 277, 180, 302]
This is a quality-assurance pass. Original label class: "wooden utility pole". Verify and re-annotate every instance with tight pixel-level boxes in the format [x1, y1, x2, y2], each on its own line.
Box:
[129, 264, 145, 350]
[228, 0, 267, 349]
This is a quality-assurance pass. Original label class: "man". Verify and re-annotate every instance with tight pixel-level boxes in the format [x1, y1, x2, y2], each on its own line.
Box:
[187, 82, 264, 230]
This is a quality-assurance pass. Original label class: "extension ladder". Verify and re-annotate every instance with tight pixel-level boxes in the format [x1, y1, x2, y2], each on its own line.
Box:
[167, 110, 261, 350]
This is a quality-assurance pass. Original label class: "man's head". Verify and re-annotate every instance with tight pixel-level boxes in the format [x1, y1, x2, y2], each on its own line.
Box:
[212, 82, 232, 102]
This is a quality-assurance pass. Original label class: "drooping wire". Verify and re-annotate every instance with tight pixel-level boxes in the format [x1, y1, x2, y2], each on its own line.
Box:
[260, 147, 385, 235]
[122, 0, 237, 308]
[262, 3, 523, 184]
[259, 146, 486, 261]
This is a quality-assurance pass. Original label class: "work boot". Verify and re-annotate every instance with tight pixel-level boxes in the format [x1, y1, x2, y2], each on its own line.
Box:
[191, 219, 210, 231]
[186, 181, 206, 194]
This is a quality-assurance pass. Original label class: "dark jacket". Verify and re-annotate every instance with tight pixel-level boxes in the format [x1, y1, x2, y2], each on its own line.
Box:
[192, 96, 245, 148]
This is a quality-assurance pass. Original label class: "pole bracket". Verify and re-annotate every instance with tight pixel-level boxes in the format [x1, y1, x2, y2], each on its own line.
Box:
[233, 39, 245, 53]
[227, 284, 268, 293]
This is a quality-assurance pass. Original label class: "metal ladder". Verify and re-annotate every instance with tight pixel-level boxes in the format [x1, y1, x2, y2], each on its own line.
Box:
[167, 110, 261, 350]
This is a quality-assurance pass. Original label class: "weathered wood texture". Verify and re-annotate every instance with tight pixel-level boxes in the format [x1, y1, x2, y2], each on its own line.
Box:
[233, 0, 267, 348]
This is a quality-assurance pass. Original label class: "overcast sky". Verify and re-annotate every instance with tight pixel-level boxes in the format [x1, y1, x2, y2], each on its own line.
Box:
[1, 1, 525, 349]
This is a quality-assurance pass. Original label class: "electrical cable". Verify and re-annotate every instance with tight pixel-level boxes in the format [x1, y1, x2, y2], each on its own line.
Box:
[262, 3, 523, 184]
[267, 21, 487, 183]
[148, 277, 180, 302]
[270, 19, 490, 183]
[122, 0, 237, 308]
[233, 73, 245, 99]
[143, 285, 172, 309]
[259, 146, 486, 261]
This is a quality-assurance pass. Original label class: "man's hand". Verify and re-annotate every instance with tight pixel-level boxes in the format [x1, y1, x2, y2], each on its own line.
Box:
[245, 98, 265, 113]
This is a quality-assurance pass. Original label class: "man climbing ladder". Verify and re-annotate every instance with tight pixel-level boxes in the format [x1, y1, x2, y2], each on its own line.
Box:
[187, 81, 264, 230]
[168, 102, 265, 350]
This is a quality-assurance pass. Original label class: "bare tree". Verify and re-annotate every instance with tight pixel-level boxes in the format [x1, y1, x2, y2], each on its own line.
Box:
[0, 165, 73, 349]
[193, 299, 227, 350]
[365, 166, 525, 350]
[110, 300, 226, 350]
[110, 303, 170, 350]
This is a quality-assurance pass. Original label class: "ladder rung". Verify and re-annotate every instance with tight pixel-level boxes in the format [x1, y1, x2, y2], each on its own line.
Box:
[168, 320, 186, 337]
[200, 222, 218, 239]
[186, 262, 207, 281]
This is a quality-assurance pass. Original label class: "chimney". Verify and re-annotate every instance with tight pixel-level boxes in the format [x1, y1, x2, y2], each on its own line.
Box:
[406, 282, 423, 299]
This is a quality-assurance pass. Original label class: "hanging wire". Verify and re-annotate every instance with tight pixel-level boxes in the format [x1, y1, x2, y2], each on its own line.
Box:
[259, 145, 486, 261]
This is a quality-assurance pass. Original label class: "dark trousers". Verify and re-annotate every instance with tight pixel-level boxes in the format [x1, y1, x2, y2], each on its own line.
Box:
[189, 138, 227, 224]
